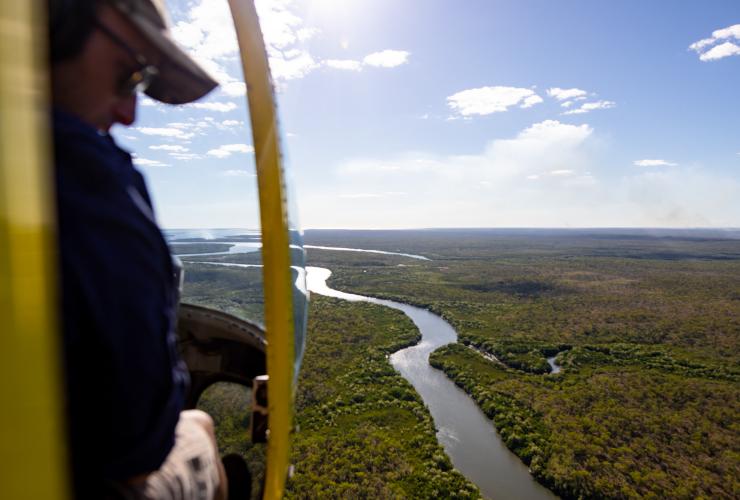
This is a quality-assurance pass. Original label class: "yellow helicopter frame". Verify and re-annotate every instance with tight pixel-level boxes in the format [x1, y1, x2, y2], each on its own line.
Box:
[0, 0, 298, 498]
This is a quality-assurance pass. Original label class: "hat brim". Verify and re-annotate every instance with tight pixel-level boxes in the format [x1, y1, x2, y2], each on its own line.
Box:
[125, 11, 219, 104]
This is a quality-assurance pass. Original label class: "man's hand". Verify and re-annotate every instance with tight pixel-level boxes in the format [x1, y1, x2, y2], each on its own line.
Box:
[180, 409, 228, 500]
[121, 409, 229, 499]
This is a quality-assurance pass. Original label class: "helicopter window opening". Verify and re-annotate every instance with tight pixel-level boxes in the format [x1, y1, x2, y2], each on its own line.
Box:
[197, 381, 265, 500]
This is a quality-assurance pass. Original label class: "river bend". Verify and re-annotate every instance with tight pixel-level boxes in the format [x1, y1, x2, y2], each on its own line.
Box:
[306, 266, 556, 500]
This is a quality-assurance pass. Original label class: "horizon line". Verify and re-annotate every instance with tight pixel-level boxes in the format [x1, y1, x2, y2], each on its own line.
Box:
[164, 226, 740, 231]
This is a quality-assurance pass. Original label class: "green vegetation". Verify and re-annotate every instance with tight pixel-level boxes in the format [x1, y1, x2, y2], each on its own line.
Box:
[305, 229, 740, 499]
[179, 229, 739, 498]
[182, 262, 265, 324]
[431, 345, 738, 499]
[286, 296, 478, 498]
[464, 338, 569, 374]
[180, 255, 478, 498]
[197, 382, 265, 499]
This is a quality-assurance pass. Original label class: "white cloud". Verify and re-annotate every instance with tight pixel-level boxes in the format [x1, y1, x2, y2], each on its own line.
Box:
[522, 94, 544, 108]
[133, 157, 169, 167]
[514, 120, 593, 148]
[171, 0, 323, 86]
[561, 101, 574, 108]
[270, 50, 319, 81]
[257, 0, 314, 47]
[699, 42, 740, 61]
[170, 0, 409, 93]
[170, 153, 203, 161]
[325, 52, 414, 72]
[447, 86, 543, 116]
[220, 82, 246, 97]
[207, 144, 255, 158]
[222, 169, 254, 177]
[297, 27, 319, 42]
[547, 87, 588, 101]
[170, 17, 205, 50]
[305, 119, 739, 228]
[325, 59, 363, 71]
[170, 0, 238, 84]
[713, 24, 740, 40]
[188, 101, 238, 113]
[137, 119, 214, 140]
[140, 96, 159, 107]
[256, 0, 322, 81]
[339, 193, 383, 199]
[159, 119, 213, 136]
[221, 120, 242, 127]
[362, 50, 410, 68]
[136, 127, 195, 140]
[563, 100, 616, 115]
[307, 119, 601, 228]
[339, 192, 406, 199]
[633, 159, 678, 167]
[689, 24, 740, 61]
[150, 145, 189, 152]
[340, 120, 593, 179]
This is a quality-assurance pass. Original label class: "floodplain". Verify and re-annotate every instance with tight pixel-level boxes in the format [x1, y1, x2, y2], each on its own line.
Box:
[178, 229, 739, 499]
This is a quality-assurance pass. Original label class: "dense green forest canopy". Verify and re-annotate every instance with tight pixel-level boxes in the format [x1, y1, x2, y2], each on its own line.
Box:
[286, 296, 478, 498]
[181, 229, 739, 499]
[304, 230, 740, 499]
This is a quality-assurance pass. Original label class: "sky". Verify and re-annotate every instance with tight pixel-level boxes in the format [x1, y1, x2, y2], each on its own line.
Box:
[113, 0, 740, 229]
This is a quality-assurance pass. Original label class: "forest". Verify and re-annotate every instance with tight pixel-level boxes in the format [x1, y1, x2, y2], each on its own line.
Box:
[179, 229, 740, 499]
[285, 296, 478, 498]
[182, 266, 479, 498]
[304, 230, 740, 499]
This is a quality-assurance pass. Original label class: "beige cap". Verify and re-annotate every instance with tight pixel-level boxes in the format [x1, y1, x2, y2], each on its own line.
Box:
[110, 0, 219, 104]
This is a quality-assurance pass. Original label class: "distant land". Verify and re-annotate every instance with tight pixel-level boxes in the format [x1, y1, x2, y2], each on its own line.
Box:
[301, 229, 739, 498]
[305, 227, 740, 238]
[175, 228, 739, 499]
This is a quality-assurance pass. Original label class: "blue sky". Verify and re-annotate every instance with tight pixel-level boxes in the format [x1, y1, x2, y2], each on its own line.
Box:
[114, 0, 740, 229]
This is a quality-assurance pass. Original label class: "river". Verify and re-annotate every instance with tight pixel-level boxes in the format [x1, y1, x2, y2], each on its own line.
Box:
[172, 241, 430, 260]
[175, 234, 558, 499]
[306, 266, 557, 500]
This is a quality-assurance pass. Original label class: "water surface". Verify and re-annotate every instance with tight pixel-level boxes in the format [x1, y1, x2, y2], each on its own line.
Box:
[304, 245, 429, 260]
[306, 267, 557, 500]
[547, 356, 561, 374]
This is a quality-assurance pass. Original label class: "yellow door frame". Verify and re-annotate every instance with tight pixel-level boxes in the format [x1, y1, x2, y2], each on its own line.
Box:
[0, 1, 69, 499]
[228, 1, 296, 498]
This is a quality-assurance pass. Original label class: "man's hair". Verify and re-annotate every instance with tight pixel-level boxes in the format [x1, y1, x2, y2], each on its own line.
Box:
[48, 0, 101, 63]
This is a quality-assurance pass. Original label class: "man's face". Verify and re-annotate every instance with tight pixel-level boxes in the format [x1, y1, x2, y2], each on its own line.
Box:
[51, 5, 161, 132]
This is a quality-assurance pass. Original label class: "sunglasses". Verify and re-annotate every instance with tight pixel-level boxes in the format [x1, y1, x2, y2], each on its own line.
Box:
[94, 21, 159, 97]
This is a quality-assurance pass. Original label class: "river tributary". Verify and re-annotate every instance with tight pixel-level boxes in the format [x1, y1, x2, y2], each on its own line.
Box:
[306, 266, 557, 500]
[175, 234, 559, 499]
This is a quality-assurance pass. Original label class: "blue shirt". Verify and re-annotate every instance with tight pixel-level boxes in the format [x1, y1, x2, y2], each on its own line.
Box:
[53, 110, 188, 494]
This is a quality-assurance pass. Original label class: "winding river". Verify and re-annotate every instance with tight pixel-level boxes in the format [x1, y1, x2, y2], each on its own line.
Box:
[175, 235, 558, 499]
[306, 267, 556, 500]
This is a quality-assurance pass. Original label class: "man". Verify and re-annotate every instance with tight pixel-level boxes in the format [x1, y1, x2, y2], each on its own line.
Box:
[50, 0, 227, 497]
